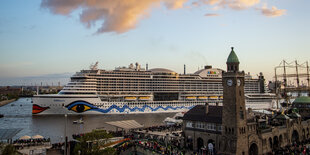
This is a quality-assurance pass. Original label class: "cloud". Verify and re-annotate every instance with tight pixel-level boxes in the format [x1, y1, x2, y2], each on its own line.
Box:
[205, 13, 220, 17]
[41, 0, 83, 15]
[259, 4, 286, 17]
[41, 0, 190, 34]
[205, 0, 220, 5]
[225, 0, 260, 10]
[41, 0, 285, 34]
[165, 0, 188, 9]
[199, 0, 259, 9]
[191, 1, 200, 7]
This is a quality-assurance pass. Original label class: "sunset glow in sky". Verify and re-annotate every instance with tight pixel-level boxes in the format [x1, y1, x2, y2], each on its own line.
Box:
[0, 0, 309, 84]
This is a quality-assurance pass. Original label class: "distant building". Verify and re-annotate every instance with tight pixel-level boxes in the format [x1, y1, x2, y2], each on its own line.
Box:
[0, 86, 21, 96]
[39, 86, 62, 94]
[183, 47, 310, 154]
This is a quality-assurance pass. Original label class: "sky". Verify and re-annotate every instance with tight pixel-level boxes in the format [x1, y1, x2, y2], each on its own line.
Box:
[0, 0, 310, 85]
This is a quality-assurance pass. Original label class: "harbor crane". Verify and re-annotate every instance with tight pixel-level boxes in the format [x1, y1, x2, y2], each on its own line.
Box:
[274, 60, 310, 108]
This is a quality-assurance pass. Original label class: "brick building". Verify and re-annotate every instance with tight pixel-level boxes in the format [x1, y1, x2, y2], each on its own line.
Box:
[183, 47, 310, 154]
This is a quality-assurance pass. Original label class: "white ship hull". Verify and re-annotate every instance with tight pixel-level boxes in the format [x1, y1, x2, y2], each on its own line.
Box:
[32, 95, 204, 115]
[32, 94, 275, 114]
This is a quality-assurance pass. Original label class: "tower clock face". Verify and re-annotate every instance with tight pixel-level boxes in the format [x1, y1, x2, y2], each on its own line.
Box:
[227, 79, 233, 86]
[237, 79, 241, 86]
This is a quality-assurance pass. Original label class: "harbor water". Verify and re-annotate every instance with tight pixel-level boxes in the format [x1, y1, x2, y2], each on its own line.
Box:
[0, 98, 175, 143]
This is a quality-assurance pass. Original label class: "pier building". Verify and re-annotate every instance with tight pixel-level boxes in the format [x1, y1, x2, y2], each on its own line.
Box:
[183, 47, 310, 154]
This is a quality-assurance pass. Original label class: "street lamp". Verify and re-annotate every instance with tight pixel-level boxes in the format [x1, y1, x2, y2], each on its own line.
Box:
[64, 114, 67, 155]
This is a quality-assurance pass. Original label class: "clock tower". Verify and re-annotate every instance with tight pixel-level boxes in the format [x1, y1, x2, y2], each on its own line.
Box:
[221, 47, 248, 154]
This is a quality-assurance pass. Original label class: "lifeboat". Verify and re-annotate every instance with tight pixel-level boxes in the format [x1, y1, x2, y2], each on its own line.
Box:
[139, 97, 151, 100]
[198, 96, 208, 99]
[209, 96, 218, 99]
[125, 97, 137, 100]
[186, 96, 196, 100]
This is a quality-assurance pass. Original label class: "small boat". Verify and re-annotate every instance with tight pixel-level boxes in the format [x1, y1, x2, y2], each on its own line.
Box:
[73, 118, 84, 124]
[163, 112, 184, 125]
[0, 114, 4, 118]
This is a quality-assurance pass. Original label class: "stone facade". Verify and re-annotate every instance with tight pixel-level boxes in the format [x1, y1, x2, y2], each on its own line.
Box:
[221, 47, 247, 155]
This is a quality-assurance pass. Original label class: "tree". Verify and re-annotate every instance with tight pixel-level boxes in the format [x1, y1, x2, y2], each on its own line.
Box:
[2, 144, 18, 155]
[72, 130, 116, 155]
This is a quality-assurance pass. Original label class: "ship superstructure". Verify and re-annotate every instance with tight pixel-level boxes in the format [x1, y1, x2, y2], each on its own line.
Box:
[32, 62, 275, 114]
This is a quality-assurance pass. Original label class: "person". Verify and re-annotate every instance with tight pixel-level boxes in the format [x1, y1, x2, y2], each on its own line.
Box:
[302, 146, 306, 155]
[201, 145, 207, 155]
[208, 143, 214, 155]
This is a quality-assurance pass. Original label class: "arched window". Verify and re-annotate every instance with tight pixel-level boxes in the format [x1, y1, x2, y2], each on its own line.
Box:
[269, 137, 273, 149]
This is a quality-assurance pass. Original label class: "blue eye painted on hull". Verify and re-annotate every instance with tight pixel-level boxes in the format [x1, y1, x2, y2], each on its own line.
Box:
[66, 101, 98, 113]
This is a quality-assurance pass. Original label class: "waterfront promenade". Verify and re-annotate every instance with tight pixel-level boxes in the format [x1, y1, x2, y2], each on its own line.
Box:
[0, 99, 16, 107]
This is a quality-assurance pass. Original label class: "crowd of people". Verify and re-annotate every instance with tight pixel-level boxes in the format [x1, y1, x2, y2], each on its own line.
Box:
[116, 140, 186, 155]
[72, 133, 84, 139]
[72, 130, 125, 139]
[272, 140, 310, 155]
[114, 124, 185, 155]
[13, 138, 50, 144]
[53, 123, 310, 155]
[13, 138, 51, 149]
[141, 124, 182, 133]
[51, 142, 64, 150]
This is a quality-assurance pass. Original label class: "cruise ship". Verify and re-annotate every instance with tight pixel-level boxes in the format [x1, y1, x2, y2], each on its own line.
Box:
[32, 62, 275, 115]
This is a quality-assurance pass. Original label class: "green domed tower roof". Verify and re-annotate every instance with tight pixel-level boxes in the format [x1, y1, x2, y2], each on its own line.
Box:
[227, 47, 239, 63]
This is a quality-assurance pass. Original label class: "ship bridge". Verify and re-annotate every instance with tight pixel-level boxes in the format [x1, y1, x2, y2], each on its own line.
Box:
[194, 66, 224, 78]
